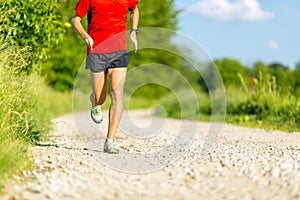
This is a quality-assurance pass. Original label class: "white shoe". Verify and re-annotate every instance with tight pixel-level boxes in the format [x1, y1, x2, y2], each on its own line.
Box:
[103, 139, 119, 154]
[90, 105, 103, 124]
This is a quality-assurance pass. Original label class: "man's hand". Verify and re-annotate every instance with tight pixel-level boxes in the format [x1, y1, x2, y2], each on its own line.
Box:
[84, 37, 94, 50]
[130, 30, 138, 53]
[71, 14, 94, 50]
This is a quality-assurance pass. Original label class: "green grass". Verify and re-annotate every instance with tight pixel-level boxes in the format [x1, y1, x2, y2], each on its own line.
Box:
[0, 139, 31, 192]
[43, 88, 73, 118]
[132, 73, 300, 132]
[225, 73, 300, 132]
[0, 45, 51, 191]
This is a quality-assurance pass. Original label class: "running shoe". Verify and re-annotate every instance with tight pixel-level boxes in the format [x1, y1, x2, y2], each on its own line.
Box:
[90, 105, 103, 124]
[103, 139, 119, 154]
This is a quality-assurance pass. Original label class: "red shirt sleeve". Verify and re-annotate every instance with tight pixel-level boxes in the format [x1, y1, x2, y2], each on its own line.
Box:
[74, 0, 91, 18]
[128, 0, 139, 11]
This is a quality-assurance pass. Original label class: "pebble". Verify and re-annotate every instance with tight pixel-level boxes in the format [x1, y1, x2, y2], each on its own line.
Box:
[1, 111, 300, 200]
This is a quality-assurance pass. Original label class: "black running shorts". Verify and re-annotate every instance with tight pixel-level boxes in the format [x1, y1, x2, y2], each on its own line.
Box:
[86, 50, 128, 73]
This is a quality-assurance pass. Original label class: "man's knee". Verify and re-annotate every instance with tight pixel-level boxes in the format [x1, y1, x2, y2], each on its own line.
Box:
[110, 88, 123, 103]
[91, 92, 107, 105]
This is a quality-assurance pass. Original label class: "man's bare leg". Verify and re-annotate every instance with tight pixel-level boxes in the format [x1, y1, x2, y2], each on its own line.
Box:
[89, 71, 107, 124]
[106, 67, 127, 139]
[90, 71, 107, 106]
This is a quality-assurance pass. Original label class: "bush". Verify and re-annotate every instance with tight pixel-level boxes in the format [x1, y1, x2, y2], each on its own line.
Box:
[0, 45, 51, 190]
[0, 140, 31, 190]
[0, 45, 50, 142]
[0, 0, 65, 71]
[0, 0, 64, 191]
[227, 72, 300, 130]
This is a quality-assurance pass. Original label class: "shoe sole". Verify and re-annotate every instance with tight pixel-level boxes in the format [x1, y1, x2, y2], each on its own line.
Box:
[90, 111, 103, 124]
[104, 149, 119, 154]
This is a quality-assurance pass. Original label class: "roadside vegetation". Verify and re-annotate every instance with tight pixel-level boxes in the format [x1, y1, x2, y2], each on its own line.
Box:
[0, 0, 64, 190]
[0, 45, 46, 189]
[129, 58, 300, 132]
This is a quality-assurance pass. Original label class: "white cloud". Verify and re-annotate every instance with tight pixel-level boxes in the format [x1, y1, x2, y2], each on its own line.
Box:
[187, 0, 275, 21]
[266, 40, 279, 50]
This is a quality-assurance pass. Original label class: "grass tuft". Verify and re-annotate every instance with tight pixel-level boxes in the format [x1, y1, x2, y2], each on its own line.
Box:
[0, 44, 50, 190]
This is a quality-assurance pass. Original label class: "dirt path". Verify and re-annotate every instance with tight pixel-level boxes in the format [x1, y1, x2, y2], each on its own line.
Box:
[2, 110, 300, 200]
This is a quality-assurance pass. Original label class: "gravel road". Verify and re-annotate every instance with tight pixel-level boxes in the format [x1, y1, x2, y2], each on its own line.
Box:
[2, 110, 300, 200]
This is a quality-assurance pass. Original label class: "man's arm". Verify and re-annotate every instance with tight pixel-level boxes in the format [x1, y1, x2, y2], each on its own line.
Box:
[71, 14, 93, 50]
[130, 7, 139, 30]
[130, 7, 139, 53]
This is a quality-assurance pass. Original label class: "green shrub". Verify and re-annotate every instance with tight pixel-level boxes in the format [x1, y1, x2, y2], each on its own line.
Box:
[154, 87, 210, 121]
[0, 45, 50, 142]
[227, 71, 300, 130]
[0, 0, 65, 71]
[0, 140, 31, 190]
[0, 45, 51, 190]
[0, 0, 64, 190]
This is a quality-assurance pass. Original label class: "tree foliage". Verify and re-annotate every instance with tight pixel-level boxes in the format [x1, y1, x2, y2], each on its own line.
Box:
[0, 0, 65, 71]
[201, 58, 300, 97]
[126, 0, 181, 98]
[214, 58, 246, 87]
[42, 0, 88, 91]
[293, 62, 300, 96]
[136, 0, 179, 29]
[252, 61, 296, 94]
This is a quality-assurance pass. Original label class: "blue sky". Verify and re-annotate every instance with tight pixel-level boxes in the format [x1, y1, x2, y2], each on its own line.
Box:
[173, 0, 300, 69]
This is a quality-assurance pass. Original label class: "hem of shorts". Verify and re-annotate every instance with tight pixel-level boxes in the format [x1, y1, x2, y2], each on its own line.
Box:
[88, 65, 128, 73]
[87, 49, 128, 55]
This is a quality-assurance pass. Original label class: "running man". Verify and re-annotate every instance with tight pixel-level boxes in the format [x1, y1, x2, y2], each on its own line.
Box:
[71, 0, 139, 154]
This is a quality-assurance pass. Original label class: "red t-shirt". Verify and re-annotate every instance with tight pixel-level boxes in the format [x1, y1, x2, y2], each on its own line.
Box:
[74, 0, 139, 54]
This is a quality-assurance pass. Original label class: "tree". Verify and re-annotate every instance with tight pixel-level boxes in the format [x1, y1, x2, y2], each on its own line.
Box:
[253, 60, 269, 77]
[0, 0, 65, 72]
[268, 62, 295, 93]
[213, 58, 246, 88]
[125, 0, 182, 98]
[293, 61, 300, 96]
[42, 0, 87, 91]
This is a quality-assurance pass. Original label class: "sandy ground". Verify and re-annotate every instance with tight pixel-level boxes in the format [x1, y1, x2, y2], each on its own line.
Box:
[2, 110, 300, 200]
